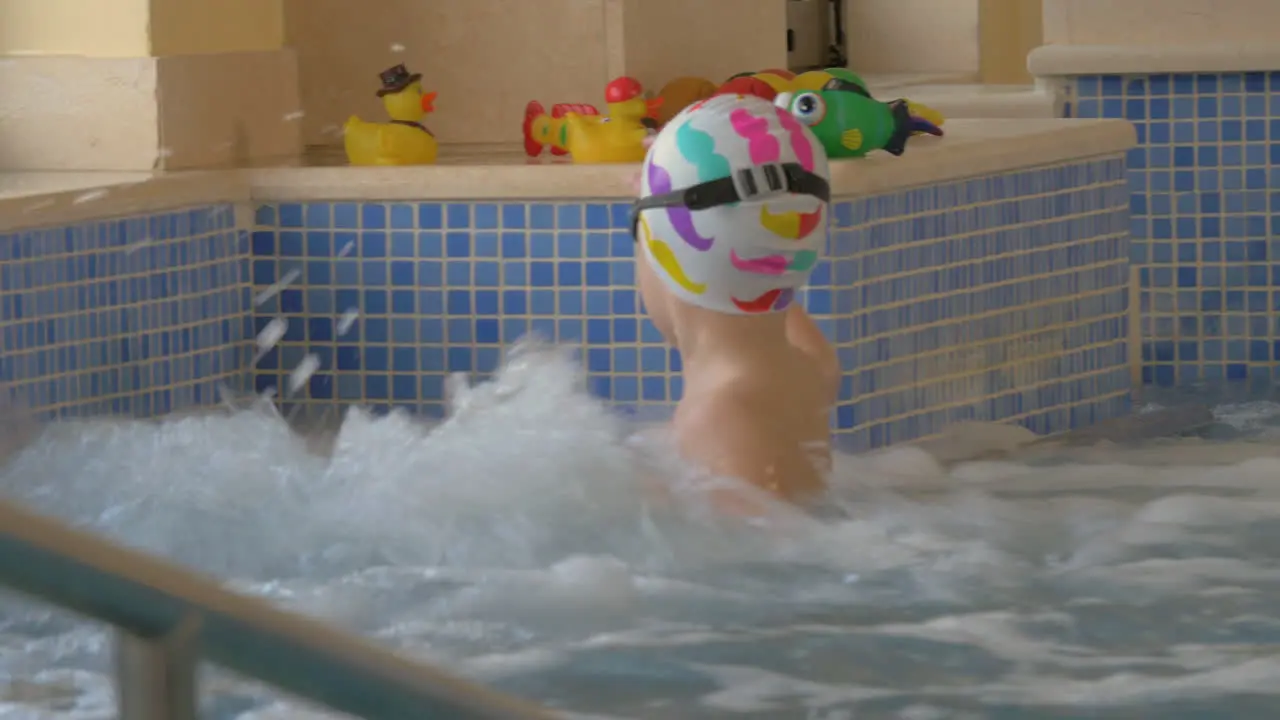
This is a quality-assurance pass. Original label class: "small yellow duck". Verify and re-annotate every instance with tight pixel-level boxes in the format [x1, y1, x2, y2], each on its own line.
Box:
[344, 64, 439, 166]
[523, 76, 662, 164]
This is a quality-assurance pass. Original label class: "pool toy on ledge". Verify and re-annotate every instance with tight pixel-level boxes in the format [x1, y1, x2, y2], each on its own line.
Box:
[773, 69, 944, 158]
[717, 68, 797, 101]
[647, 69, 795, 130]
[654, 76, 718, 127]
[344, 64, 439, 166]
[522, 76, 663, 163]
[652, 68, 944, 158]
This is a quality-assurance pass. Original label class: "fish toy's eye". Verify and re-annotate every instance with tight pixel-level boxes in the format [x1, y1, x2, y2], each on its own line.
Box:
[790, 92, 826, 126]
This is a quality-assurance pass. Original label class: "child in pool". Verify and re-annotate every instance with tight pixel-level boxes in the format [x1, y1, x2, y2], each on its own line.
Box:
[631, 95, 839, 510]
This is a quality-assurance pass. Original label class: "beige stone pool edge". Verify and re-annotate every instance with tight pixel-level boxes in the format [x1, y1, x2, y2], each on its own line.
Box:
[1029, 43, 1280, 77]
[0, 118, 1136, 233]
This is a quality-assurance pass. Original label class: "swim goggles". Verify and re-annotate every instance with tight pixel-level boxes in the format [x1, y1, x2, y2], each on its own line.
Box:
[630, 161, 830, 239]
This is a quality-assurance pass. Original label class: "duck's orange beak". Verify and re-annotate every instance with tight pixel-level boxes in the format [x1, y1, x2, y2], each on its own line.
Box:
[645, 96, 664, 118]
[420, 91, 438, 113]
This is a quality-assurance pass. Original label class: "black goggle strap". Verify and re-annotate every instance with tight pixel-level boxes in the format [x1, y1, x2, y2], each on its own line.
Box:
[629, 163, 830, 239]
[822, 77, 872, 98]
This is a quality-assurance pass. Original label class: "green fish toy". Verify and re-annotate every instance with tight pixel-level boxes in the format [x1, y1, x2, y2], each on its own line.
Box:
[775, 69, 943, 158]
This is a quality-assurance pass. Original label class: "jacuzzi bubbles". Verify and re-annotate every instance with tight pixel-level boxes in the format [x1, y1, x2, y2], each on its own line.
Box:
[3, 338, 1280, 718]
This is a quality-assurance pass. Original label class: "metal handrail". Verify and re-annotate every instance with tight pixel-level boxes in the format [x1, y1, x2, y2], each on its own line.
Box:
[0, 498, 558, 719]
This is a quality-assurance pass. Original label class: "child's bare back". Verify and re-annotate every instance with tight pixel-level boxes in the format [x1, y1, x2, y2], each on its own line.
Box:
[631, 94, 837, 510]
[675, 340, 834, 502]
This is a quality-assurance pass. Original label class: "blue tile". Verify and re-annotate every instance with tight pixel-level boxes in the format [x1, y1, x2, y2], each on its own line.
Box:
[609, 203, 631, 229]
[361, 232, 386, 257]
[557, 205, 582, 229]
[362, 204, 386, 229]
[279, 204, 304, 227]
[305, 203, 330, 227]
[418, 203, 443, 229]
[201, 154, 1132, 445]
[0, 205, 249, 416]
[446, 203, 470, 228]
[331, 203, 356, 228]
[474, 203, 499, 229]
[389, 204, 415, 229]
[585, 204, 610, 229]
[1065, 71, 1280, 385]
[474, 232, 499, 258]
[530, 204, 555, 229]
[501, 204, 526, 229]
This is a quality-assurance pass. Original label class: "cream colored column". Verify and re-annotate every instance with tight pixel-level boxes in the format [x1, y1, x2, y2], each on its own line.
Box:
[0, 0, 150, 56]
[1043, 0, 1280, 45]
[844, 0, 979, 78]
[0, 0, 155, 170]
[150, 0, 285, 56]
[0, 0, 301, 170]
[609, 0, 789, 92]
[147, 0, 301, 169]
[978, 0, 1042, 84]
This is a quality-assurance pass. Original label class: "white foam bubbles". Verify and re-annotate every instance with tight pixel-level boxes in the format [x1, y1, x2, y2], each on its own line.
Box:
[0, 346, 1279, 718]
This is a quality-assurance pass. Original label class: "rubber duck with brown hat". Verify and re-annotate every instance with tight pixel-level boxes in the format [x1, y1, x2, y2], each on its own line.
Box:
[343, 63, 440, 165]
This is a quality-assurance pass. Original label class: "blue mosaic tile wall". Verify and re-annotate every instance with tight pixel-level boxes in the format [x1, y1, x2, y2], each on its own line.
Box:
[1063, 71, 1280, 387]
[0, 205, 251, 418]
[252, 154, 1134, 449]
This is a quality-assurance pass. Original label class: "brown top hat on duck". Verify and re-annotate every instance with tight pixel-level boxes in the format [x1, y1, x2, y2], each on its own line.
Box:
[376, 63, 422, 97]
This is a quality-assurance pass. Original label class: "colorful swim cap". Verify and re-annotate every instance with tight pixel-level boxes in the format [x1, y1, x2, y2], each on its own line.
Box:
[631, 94, 831, 315]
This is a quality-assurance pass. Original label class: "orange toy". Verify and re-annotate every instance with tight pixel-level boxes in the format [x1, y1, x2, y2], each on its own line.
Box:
[523, 76, 663, 163]
[752, 68, 798, 93]
[714, 68, 797, 103]
[654, 76, 718, 127]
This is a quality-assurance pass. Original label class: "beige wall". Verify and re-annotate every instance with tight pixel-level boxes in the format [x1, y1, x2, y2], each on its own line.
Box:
[845, 0, 980, 76]
[613, 0, 788, 91]
[0, 0, 150, 57]
[285, 0, 616, 147]
[150, 0, 285, 56]
[286, 0, 787, 147]
[0, 0, 283, 57]
[0, 0, 298, 170]
[1043, 0, 1280, 45]
[978, 0, 1042, 84]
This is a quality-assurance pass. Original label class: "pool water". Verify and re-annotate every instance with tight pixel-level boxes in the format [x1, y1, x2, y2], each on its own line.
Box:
[2, 342, 1280, 719]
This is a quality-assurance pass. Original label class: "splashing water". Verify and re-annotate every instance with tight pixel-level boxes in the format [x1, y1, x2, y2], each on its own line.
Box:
[3, 340, 1280, 719]
[287, 354, 321, 396]
[254, 269, 301, 307]
[335, 308, 359, 337]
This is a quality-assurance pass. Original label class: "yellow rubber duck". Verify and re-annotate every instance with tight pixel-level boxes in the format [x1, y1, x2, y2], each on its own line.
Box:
[344, 64, 439, 166]
[523, 76, 662, 164]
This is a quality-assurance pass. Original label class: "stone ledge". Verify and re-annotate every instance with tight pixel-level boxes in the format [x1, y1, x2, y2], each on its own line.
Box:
[1029, 43, 1280, 77]
[245, 119, 1136, 202]
[0, 117, 1137, 232]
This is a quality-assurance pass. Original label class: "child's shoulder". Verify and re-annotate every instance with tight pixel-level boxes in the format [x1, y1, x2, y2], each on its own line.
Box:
[674, 363, 830, 501]
[683, 354, 823, 425]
